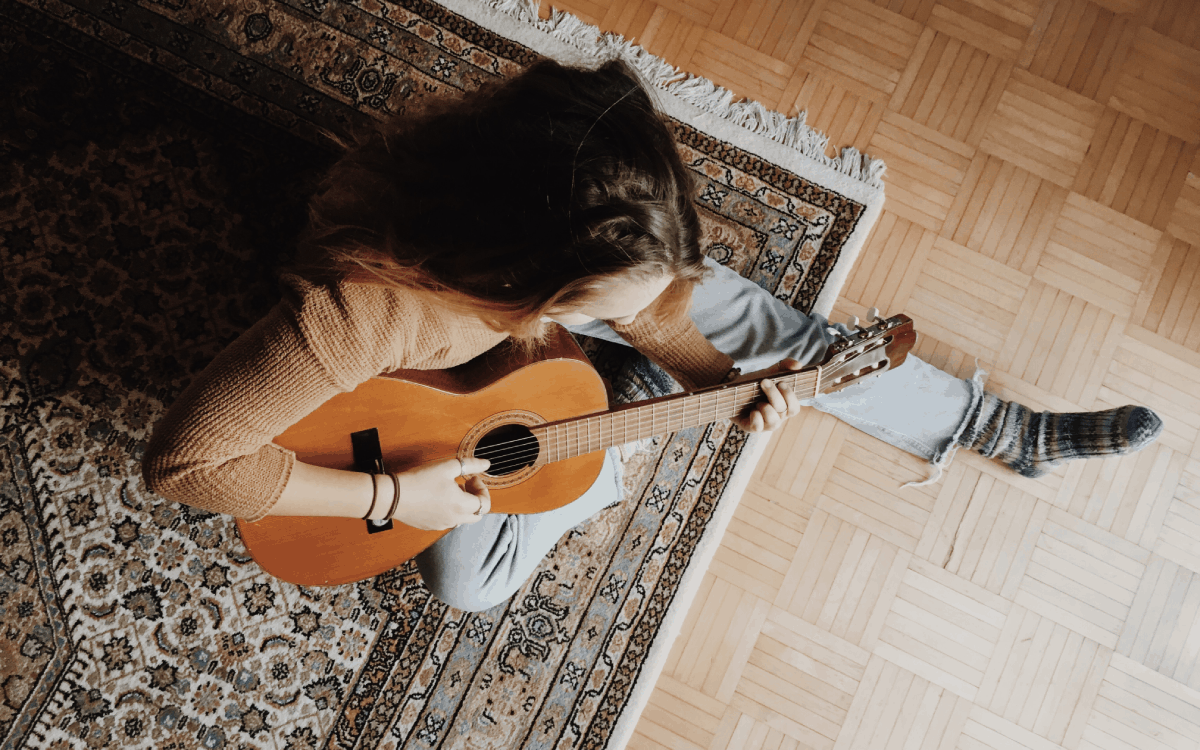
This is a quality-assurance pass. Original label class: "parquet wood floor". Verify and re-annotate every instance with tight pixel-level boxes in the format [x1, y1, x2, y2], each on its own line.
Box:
[542, 0, 1200, 747]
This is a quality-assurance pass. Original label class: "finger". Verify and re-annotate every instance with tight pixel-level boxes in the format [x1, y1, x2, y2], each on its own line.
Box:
[779, 382, 800, 416]
[774, 378, 803, 417]
[471, 478, 491, 515]
[779, 357, 803, 371]
[462, 476, 491, 519]
[758, 405, 781, 431]
[749, 411, 764, 432]
[761, 378, 788, 414]
[445, 457, 491, 477]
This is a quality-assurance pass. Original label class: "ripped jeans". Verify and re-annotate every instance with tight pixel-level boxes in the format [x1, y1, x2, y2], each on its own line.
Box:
[571, 256, 984, 482]
[416, 256, 984, 611]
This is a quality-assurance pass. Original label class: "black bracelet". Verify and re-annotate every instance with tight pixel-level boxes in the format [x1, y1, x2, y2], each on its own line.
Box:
[386, 473, 401, 520]
[362, 474, 380, 520]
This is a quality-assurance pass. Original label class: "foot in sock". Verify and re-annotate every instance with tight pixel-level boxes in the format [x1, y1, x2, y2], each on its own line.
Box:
[958, 394, 1164, 478]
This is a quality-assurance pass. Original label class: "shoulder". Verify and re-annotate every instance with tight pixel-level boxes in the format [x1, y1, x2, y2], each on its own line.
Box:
[278, 272, 505, 374]
[277, 273, 442, 380]
[281, 271, 442, 329]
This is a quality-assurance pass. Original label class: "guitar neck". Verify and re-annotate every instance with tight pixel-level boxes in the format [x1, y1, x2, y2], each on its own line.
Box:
[533, 368, 821, 463]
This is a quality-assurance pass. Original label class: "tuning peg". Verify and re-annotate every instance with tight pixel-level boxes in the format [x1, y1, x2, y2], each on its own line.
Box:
[826, 326, 842, 339]
[845, 315, 860, 329]
[867, 307, 880, 322]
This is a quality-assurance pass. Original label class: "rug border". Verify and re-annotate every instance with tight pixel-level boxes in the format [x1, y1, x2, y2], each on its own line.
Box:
[434, 2, 876, 747]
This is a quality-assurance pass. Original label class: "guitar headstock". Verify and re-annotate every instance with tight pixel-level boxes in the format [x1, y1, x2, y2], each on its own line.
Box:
[816, 309, 916, 395]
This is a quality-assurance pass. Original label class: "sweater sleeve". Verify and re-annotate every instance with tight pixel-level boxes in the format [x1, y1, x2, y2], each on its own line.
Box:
[141, 277, 417, 521]
[606, 283, 735, 392]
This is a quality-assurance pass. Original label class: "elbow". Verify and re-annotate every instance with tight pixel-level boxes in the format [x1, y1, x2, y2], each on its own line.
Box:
[139, 422, 286, 522]
[139, 446, 240, 519]
[140, 420, 214, 511]
[140, 426, 186, 504]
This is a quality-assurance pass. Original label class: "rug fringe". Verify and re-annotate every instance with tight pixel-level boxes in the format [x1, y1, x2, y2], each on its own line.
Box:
[482, 0, 886, 189]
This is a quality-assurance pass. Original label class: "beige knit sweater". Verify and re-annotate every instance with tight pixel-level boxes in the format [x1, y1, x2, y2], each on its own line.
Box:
[142, 273, 735, 520]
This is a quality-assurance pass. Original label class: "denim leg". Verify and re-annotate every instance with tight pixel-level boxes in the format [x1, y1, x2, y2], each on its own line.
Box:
[568, 256, 983, 484]
[809, 356, 986, 486]
[415, 448, 622, 612]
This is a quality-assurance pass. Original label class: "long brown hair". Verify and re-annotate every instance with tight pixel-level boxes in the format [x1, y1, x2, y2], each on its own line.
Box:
[291, 58, 709, 344]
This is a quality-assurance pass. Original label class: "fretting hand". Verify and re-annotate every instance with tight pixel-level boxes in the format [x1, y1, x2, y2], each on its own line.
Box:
[730, 358, 805, 433]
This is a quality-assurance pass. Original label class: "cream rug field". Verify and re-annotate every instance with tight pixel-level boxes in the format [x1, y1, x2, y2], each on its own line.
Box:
[0, 0, 884, 747]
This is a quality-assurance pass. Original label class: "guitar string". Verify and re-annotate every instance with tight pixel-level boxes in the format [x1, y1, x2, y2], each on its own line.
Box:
[463, 334, 892, 471]
[465, 374, 824, 471]
[468, 373, 821, 459]
[471, 374, 823, 461]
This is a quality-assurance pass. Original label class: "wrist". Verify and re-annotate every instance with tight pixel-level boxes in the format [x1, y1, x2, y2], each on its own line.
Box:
[383, 472, 402, 521]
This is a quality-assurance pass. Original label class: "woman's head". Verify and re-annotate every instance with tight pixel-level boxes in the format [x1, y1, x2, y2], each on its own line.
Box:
[296, 57, 709, 341]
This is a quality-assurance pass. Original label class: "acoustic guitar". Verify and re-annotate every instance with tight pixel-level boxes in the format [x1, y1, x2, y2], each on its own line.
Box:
[237, 310, 916, 585]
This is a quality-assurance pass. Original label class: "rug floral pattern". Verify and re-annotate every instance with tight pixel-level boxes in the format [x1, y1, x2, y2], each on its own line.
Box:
[0, 0, 866, 747]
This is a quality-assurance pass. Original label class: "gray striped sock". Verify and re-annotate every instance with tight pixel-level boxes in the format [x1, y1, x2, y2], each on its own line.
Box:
[958, 394, 1163, 478]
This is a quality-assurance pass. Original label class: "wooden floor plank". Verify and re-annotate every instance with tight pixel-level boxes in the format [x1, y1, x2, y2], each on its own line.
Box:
[538, 1, 1200, 746]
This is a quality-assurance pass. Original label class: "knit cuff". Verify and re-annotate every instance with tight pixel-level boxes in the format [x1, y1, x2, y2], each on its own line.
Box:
[608, 313, 735, 391]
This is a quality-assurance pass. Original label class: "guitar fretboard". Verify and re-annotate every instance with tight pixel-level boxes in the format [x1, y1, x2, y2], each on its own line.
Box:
[533, 370, 821, 463]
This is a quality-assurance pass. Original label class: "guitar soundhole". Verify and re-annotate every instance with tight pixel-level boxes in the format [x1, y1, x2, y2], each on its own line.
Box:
[474, 424, 538, 476]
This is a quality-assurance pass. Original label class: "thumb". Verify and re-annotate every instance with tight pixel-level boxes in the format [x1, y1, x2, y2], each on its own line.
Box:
[777, 357, 804, 371]
[459, 457, 491, 476]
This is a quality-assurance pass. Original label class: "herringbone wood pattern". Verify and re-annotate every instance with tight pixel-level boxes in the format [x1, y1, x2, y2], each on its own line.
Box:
[545, 1, 1200, 746]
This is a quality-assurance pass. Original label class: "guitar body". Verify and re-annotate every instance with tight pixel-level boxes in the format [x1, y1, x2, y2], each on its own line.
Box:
[236, 328, 609, 586]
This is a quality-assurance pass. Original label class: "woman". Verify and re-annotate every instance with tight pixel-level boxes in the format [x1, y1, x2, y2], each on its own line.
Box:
[143, 58, 1161, 612]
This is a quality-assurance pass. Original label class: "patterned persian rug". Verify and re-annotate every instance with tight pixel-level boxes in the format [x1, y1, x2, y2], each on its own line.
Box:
[0, 1, 884, 748]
